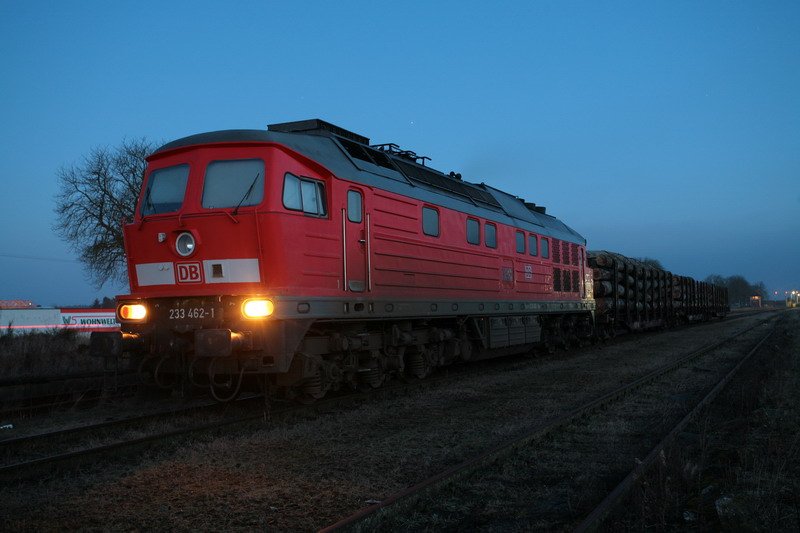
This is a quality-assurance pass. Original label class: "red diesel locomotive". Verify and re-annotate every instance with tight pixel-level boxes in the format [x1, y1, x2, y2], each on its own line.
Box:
[91, 119, 723, 400]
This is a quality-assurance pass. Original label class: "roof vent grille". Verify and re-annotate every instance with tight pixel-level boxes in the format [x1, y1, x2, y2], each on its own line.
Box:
[268, 119, 369, 145]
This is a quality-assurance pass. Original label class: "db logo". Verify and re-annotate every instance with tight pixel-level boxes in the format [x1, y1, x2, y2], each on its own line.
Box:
[176, 262, 204, 284]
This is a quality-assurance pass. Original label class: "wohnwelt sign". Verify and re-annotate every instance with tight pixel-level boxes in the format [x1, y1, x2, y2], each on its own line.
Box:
[59, 308, 119, 332]
[0, 308, 119, 334]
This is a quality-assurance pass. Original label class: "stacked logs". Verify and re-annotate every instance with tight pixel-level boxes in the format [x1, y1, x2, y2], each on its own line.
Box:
[587, 250, 673, 326]
[588, 250, 729, 329]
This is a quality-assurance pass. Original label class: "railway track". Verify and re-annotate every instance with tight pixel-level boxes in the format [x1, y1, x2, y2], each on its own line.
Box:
[0, 357, 520, 481]
[3, 316, 671, 482]
[0, 312, 784, 530]
[0, 393, 264, 453]
[0, 312, 776, 484]
[574, 322, 776, 531]
[0, 369, 135, 388]
[0, 393, 275, 477]
[0, 373, 139, 420]
[319, 313, 780, 531]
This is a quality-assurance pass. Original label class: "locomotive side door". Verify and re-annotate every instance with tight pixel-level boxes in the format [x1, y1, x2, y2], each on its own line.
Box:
[343, 188, 368, 292]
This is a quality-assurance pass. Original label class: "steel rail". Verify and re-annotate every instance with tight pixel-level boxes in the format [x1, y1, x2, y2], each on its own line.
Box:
[0, 400, 294, 480]
[0, 394, 265, 448]
[0, 370, 136, 388]
[0, 360, 503, 481]
[574, 321, 777, 531]
[0, 380, 140, 420]
[318, 315, 778, 532]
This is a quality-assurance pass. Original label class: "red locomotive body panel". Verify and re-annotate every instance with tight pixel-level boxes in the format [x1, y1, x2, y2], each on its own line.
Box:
[123, 139, 589, 309]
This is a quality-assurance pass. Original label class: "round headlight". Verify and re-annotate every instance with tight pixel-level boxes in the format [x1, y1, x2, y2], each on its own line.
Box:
[176, 232, 196, 257]
[118, 303, 147, 321]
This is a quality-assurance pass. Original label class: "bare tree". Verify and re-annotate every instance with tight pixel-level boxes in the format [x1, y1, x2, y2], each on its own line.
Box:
[704, 274, 726, 287]
[54, 138, 155, 287]
[752, 281, 767, 299]
[705, 274, 767, 306]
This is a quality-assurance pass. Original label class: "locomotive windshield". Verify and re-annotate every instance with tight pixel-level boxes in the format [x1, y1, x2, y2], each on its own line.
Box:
[202, 159, 265, 209]
[140, 164, 190, 215]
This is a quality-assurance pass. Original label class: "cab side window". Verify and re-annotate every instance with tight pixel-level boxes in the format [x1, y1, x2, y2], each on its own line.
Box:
[541, 238, 550, 259]
[283, 173, 327, 216]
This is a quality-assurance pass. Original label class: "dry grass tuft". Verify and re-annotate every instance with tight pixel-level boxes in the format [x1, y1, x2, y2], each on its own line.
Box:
[0, 329, 109, 378]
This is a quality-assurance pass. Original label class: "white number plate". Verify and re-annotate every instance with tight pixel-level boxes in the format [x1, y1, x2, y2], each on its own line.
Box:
[168, 306, 217, 320]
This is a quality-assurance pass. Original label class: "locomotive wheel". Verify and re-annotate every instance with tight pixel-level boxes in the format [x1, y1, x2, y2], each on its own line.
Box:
[358, 360, 386, 390]
[297, 367, 327, 403]
[459, 336, 473, 362]
[405, 348, 432, 379]
[137, 356, 158, 386]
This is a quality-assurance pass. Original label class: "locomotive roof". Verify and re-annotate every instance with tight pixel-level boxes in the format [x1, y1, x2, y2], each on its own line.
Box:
[153, 120, 585, 245]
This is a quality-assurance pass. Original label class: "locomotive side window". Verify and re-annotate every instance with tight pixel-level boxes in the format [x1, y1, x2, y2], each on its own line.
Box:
[422, 207, 439, 237]
[301, 180, 325, 215]
[485, 223, 497, 248]
[515, 231, 525, 253]
[529, 235, 538, 256]
[140, 164, 190, 215]
[347, 190, 363, 223]
[282, 173, 327, 216]
[466, 218, 480, 245]
[202, 159, 264, 209]
[541, 237, 550, 259]
[283, 174, 302, 210]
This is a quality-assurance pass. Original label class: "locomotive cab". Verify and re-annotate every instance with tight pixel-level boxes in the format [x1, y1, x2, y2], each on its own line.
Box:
[97, 132, 340, 399]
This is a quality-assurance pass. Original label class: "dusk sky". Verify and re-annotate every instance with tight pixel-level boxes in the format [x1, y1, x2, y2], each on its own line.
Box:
[1, 1, 798, 306]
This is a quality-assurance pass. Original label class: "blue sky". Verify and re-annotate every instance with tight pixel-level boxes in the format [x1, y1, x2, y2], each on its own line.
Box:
[1, 0, 798, 305]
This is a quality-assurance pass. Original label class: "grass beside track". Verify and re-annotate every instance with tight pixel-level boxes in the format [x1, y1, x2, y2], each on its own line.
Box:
[333, 315, 779, 531]
[609, 309, 800, 530]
